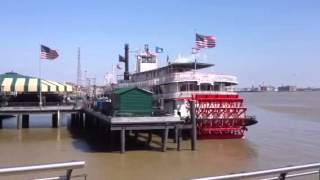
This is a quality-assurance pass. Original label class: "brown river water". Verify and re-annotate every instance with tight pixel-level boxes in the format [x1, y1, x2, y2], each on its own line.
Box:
[0, 91, 320, 180]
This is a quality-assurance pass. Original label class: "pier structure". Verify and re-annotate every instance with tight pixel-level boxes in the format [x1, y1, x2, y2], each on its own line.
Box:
[0, 105, 81, 129]
[78, 100, 197, 153]
[0, 102, 197, 153]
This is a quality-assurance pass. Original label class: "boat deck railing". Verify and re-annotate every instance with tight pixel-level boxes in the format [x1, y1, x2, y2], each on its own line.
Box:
[191, 162, 320, 180]
[0, 161, 85, 180]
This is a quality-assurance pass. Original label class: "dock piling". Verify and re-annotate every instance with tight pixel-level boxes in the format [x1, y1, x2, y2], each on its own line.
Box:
[177, 125, 181, 151]
[162, 126, 169, 152]
[17, 114, 22, 129]
[22, 114, 29, 128]
[190, 100, 197, 151]
[120, 128, 126, 153]
[147, 132, 152, 145]
[52, 113, 58, 128]
[57, 110, 60, 127]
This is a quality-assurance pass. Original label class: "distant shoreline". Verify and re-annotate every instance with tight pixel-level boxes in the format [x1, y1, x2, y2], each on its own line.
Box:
[237, 90, 320, 93]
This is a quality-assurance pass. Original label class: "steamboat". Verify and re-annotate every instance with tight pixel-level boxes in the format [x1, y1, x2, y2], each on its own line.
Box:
[112, 44, 257, 139]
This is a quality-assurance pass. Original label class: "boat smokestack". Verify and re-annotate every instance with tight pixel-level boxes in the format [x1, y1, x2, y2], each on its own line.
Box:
[124, 44, 129, 80]
[119, 44, 130, 80]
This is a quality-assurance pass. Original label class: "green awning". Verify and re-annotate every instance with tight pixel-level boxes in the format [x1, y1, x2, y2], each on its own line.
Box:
[0, 72, 72, 93]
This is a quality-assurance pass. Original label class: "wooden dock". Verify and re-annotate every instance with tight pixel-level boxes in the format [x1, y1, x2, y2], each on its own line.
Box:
[83, 108, 187, 153]
[0, 101, 198, 153]
[81, 101, 197, 153]
[0, 105, 81, 129]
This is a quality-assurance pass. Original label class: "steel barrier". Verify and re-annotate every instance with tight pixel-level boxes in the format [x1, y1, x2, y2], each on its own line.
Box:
[0, 161, 85, 180]
[192, 162, 320, 180]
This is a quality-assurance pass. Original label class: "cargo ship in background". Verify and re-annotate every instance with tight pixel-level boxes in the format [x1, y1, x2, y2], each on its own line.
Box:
[110, 44, 257, 139]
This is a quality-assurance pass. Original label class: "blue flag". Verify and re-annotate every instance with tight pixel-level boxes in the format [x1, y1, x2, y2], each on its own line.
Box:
[155, 46, 164, 53]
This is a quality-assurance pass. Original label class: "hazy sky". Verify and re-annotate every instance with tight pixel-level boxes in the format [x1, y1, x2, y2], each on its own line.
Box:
[1, 0, 319, 87]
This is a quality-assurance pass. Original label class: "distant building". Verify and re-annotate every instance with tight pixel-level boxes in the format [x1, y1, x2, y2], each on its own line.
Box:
[260, 85, 276, 92]
[278, 85, 296, 92]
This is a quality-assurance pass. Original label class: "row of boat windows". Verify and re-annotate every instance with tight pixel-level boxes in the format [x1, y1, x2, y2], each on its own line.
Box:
[152, 82, 226, 94]
[132, 68, 190, 81]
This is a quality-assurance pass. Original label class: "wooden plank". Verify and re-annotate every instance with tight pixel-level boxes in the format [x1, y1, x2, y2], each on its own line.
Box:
[111, 116, 181, 124]
[111, 125, 176, 131]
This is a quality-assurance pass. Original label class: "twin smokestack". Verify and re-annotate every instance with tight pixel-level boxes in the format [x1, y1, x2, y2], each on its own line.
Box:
[118, 44, 129, 80]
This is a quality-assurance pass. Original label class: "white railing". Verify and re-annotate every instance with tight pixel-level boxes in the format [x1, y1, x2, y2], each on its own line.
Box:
[118, 72, 238, 88]
[159, 72, 238, 85]
[0, 161, 85, 180]
[192, 162, 320, 180]
[154, 91, 237, 99]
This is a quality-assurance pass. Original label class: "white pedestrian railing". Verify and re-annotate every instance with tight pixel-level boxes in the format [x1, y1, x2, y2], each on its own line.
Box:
[192, 162, 320, 180]
[0, 161, 85, 180]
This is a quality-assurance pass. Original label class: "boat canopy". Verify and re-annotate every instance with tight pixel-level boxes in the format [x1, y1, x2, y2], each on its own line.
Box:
[0, 72, 73, 93]
[132, 62, 214, 76]
[167, 62, 214, 70]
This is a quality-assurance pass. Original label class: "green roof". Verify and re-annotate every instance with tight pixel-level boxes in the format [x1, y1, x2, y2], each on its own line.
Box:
[0, 72, 73, 93]
[112, 87, 153, 95]
[0, 72, 30, 79]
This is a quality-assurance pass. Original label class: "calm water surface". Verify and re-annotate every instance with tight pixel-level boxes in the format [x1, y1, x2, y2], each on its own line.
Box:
[0, 91, 320, 180]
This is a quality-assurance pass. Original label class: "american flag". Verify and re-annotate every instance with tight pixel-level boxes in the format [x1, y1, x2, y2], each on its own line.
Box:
[196, 33, 216, 48]
[40, 45, 59, 60]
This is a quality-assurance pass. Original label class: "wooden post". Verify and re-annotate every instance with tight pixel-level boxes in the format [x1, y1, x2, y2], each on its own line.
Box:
[134, 131, 138, 139]
[176, 125, 181, 151]
[82, 113, 86, 128]
[71, 113, 76, 127]
[57, 110, 60, 128]
[22, 114, 29, 128]
[84, 113, 90, 129]
[79, 112, 83, 128]
[52, 113, 58, 128]
[190, 100, 197, 151]
[16, 114, 22, 129]
[174, 126, 179, 143]
[147, 132, 152, 145]
[120, 128, 126, 153]
[108, 128, 114, 151]
[162, 126, 169, 152]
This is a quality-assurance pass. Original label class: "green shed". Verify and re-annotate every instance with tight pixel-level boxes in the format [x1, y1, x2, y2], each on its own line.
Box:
[111, 87, 153, 116]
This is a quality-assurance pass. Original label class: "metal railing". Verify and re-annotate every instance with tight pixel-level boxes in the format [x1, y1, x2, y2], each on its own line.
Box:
[0, 161, 85, 180]
[192, 162, 320, 180]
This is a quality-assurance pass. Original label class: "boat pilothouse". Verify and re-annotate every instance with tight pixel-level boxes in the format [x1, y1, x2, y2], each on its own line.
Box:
[114, 44, 257, 139]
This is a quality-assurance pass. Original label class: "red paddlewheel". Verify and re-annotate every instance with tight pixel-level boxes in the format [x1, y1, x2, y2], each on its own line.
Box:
[184, 94, 250, 139]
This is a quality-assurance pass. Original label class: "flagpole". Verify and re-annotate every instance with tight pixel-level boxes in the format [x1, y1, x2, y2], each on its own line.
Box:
[39, 45, 42, 107]
[194, 29, 198, 71]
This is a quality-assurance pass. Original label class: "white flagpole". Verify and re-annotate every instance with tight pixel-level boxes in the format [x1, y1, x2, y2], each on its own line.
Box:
[39, 45, 42, 107]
